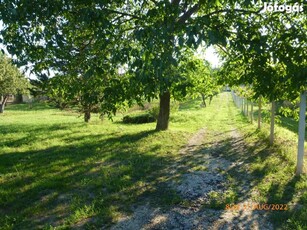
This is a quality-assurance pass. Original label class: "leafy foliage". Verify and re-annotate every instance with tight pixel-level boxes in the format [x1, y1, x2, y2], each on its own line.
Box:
[0, 54, 28, 113]
[123, 113, 156, 124]
[0, 0, 265, 129]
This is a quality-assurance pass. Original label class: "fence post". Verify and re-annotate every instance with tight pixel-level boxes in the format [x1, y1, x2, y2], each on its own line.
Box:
[258, 96, 262, 129]
[296, 91, 306, 175]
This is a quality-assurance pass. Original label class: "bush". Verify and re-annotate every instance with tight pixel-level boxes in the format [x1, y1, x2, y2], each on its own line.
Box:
[148, 106, 159, 119]
[123, 113, 156, 124]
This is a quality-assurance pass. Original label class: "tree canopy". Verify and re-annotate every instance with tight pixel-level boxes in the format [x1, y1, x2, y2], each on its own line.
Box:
[0, 0, 306, 129]
[0, 53, 28, 113]
[0, 0, 265, 130]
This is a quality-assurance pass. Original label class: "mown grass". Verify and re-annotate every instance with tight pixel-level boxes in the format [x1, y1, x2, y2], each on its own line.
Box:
[0, 93, 306, 229]
[0, 98, 210, 229]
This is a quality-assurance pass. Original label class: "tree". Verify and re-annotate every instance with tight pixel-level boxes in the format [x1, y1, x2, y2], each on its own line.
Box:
[0, 0, 264, 130]
[125, 0, 262, 130]
[46, 71, 129, 122]
[0, 54, 28, 113]
[218, 5, 307, 173]
[176, 54, 219, 107]
[1, 0, 128, 120]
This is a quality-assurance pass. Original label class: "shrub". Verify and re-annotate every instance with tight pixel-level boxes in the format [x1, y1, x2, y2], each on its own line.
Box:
[123, 113, 156, 124]
[148, 106, 159, 119]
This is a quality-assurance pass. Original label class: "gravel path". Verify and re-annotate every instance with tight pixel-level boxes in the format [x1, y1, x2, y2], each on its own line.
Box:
[111, 127, 274, 230]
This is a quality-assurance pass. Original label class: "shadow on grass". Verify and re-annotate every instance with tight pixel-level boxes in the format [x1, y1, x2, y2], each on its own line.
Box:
[5, 103, 55, 111]
[109, 131, 284, 229]
[110, 128, 306, 229]
[0, 123, 84, 147]
[252, 110, 307, 141]
[0, 129, 172, 229]
[279, 116, 307, 141]
[202, 133, 306, 229]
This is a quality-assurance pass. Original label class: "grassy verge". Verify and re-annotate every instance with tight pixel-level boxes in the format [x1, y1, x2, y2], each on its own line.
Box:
[228, 96, 307, 229]
[0, 94, 306, 229]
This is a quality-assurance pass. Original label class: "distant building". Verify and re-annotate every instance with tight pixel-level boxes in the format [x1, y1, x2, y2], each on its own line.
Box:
[223, 85, 231, 92]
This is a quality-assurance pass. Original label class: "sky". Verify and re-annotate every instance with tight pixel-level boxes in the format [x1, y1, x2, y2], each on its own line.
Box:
[200, 45, 221, 68]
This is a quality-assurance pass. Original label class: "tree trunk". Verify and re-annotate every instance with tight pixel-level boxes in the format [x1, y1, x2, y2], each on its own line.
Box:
[270, 101, 276, 145]
[209, 95, 213, 105]
[156, 91, 170, 131]
[296, 91, 306, 176]
[251, 102, 254, 124]
[99, 113, 104, 121]
[201, 93, 206, 107]
[0, 96, 8, 114]
[247, 99, 249, 117]
[84, 110, 91, 122]
[258, 96, 262, 129]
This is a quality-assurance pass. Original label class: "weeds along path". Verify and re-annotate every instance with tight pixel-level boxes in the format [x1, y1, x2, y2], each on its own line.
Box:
[112, 93, 273, 230]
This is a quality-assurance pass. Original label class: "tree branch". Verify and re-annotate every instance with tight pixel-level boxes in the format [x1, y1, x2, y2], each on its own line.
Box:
[171, 0, 180, 6]
[204, 8, 263, 18]
[100, 8, 142, 20]
[177, 3, 199, 25]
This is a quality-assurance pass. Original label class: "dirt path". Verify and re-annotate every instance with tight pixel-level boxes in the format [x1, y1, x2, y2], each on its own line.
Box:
[111, 128, 273, 230]
[111, 94, 274, 230]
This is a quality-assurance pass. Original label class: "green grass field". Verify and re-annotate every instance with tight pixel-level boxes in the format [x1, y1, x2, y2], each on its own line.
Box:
[0, 93, 306, 229]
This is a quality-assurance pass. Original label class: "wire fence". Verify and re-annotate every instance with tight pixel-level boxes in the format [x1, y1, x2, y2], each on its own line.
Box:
[231, 90, 307, 173]
[231, 90, 257, 125]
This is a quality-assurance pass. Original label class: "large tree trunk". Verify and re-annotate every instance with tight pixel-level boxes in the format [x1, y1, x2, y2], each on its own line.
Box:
[0, 96, 8, 114]
[296, 91, 306, 175]
[156, 91, 170, 131]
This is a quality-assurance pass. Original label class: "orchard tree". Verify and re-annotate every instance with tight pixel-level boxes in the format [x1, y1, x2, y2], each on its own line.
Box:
[0, 0, 129, 119]
[0, 0, 267, 130]
[46, 71, 129, 122]
[176, 54, 219, 107]
[0, 54, 28, 113]
[125, 0, 262, 130]
[219, 3, 307, 174]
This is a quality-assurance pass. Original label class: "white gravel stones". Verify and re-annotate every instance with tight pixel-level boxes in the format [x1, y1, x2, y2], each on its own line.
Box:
[175, 171, 227, 201]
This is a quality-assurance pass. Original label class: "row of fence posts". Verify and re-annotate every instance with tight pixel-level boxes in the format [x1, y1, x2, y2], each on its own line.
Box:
[231, 90, 258, 126]
[231, 90, 306, 175]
